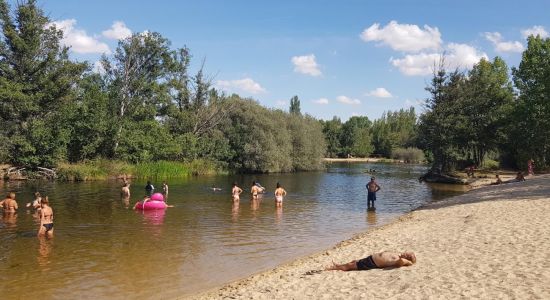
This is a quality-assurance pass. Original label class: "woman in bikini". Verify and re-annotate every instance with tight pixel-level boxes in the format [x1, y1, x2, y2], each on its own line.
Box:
[232, 182, 243, 202]
[274, 182, 287, 207]
[38, 196, 54, 238]
[251, 181, 262, 201]
[1, 192, 18, 213]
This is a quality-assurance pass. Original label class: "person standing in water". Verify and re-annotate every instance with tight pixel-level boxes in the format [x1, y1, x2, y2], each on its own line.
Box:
[232, 182, 243, 202]
[145, 181, 154, 196]
[274, 182, 287, 207]
[38, 196, 54, 238]
[366, 177, 381, 209]
[1, 192, 18, 212]
[26, 192, 43, 209]
[121, 182, 131, 197]
[251, 181, 262, 201]
[162, 181, 169, 196]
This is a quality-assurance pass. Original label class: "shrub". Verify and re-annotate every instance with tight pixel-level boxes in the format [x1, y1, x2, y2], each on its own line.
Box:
[391, 147, 426, 163]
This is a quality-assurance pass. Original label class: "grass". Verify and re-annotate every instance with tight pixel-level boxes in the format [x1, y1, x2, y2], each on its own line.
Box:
[56, 159, 224, 181]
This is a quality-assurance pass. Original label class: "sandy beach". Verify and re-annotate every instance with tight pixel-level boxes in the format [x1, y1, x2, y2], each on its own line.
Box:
[190, 174, 550, 299]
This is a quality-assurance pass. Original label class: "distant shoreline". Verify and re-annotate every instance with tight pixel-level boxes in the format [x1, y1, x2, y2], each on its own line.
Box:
[323, 157, 386, 163]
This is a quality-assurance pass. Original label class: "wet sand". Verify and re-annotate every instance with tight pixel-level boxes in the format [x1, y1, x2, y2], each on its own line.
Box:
[189, 174, 550, 299]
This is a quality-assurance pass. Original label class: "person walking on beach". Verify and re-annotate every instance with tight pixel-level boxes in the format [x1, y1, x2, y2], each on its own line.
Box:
[145, 181, 154, 196]
[527, 159, 535, 176]
[326, 251, 416, 271]
[274, 182, 287, 207]
[37, 197, 54, 238]
[232, 182, 243, 202]
[366, 177, 381, 209]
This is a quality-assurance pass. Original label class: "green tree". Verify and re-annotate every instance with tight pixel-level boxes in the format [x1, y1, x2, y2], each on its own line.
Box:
[289, 95, 301, 115]
[511, 35, 550, 168]
[321, 117, 343, 157]
[0, 0, 86, 167]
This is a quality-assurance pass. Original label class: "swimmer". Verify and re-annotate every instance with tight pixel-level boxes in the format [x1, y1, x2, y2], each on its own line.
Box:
[1, 192, 18, 213]
[37, 196, 54, 238]
[326, 251, 416, 271]
[121, 182, 131, 197]
[251, 181, 262, 201]
[231, 182, 243, 202]
[162, 181, 169, 196]
[274, 182, 287, 207]
[145, 181, 154, 196]
[26, 192, 43, 209]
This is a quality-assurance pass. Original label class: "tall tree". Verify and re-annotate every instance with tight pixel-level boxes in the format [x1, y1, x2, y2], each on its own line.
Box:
[101, 32, 174, 159]
[0, 0, 86, 167]
[289, 95, 301, 115]
[511, 35, 550, 168]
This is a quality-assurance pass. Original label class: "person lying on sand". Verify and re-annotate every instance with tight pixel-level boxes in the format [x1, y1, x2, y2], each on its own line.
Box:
[326, 251, 416, 271]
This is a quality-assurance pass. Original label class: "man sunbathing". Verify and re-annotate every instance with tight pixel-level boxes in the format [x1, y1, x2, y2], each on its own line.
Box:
[326, 251, 416, 271]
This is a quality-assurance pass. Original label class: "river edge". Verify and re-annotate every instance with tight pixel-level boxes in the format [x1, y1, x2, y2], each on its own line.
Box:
[187, 174, 550, 299]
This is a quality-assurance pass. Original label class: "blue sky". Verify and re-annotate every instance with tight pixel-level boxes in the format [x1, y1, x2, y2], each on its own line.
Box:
[18, 0, 550, 120]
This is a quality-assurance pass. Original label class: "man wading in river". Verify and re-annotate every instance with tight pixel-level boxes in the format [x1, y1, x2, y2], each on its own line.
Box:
[366, 177, 381, 210]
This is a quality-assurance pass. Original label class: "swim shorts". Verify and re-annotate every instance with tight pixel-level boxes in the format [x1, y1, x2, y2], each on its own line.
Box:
[356, 255, 378, 270]
[43, 223, 54, 232]
[367, 192, 376, 201]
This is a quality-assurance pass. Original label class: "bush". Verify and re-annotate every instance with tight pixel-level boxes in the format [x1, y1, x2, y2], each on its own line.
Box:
[391, 147, 426, 163]
[482, 159, 500, 170]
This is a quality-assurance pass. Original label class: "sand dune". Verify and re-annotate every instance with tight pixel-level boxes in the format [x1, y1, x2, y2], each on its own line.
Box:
[189, 175, 550, 300]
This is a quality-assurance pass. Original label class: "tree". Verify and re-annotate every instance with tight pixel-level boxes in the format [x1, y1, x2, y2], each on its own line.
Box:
[0, 0, 86, 167]
[510, 35, 550, 168]
[101, 32, 174, 159]
[289, 95, 301, 115]
[321, 117, 343, 157]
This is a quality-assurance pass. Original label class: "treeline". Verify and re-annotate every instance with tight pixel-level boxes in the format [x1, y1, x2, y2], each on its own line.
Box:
[0, 0, 324, 173]
[418, 35, 550, 172]
[321, 108, 422, 162]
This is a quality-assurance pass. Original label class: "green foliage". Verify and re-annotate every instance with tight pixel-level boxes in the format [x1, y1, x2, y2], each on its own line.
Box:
[321, 117, 343, 158]
[418, 56, 514, 173]
[482, 159, 499, 170]
[0, 0, 86, 167]
[371, 108, 417, 157]
[510, 36, 550, 169]
[289, 95, 301, 115]
[391, 147, 426, 163]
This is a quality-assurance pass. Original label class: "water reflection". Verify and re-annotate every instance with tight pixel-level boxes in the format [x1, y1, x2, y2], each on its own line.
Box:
[37, 236, 53, 270]
[366, 210, 377, 225]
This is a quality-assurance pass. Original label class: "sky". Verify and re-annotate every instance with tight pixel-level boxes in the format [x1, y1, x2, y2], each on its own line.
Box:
[12, 0, 550, 121]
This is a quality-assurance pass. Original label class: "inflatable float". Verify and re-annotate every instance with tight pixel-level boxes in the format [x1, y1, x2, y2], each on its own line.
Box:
[134, 193, 167, 210]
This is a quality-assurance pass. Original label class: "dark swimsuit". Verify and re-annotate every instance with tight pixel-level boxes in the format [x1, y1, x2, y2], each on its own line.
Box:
[356, 255, 378, 270]
[43, 223, 54, 232]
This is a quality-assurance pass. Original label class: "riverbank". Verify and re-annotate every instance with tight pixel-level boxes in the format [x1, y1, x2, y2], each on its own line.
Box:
[189, 174, 550, 299]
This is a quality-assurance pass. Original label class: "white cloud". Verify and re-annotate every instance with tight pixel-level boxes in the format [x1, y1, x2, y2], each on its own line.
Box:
[216, 78, 266, 94]
[312, 98, 329, 104]
[390, 43, 488, 76]
[336, 95, 361, 105]
[102, 21, 132, 40]
[360, 20, 442, 52]
[49, 19, 110, 54]
[521, 25, 549, 39]
[366, 87, 393, 98]
[291, 54, 322, 76]
[484, 32, 524, 53]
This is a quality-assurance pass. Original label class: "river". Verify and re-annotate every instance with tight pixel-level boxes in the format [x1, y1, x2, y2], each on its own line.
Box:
[0, 162, 466, 299]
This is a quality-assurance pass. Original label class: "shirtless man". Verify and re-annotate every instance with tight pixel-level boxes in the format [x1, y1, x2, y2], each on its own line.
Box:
[162, 181, 169, 196]
[326, 251, 416, 271]
[251, 181, 262, 201]
[38, 197, 54, 238]
[274, 182, 287, 207]
[232, 182, 243, 202]
[1, 192, 18, 212]
[366, 177, 381, 209]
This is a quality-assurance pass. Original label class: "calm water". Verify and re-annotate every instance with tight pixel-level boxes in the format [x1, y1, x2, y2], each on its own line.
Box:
[0, 163, 465, 299]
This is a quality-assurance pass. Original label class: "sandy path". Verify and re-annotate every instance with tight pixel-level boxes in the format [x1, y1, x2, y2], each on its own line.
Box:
[189, 175, 550, 300]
